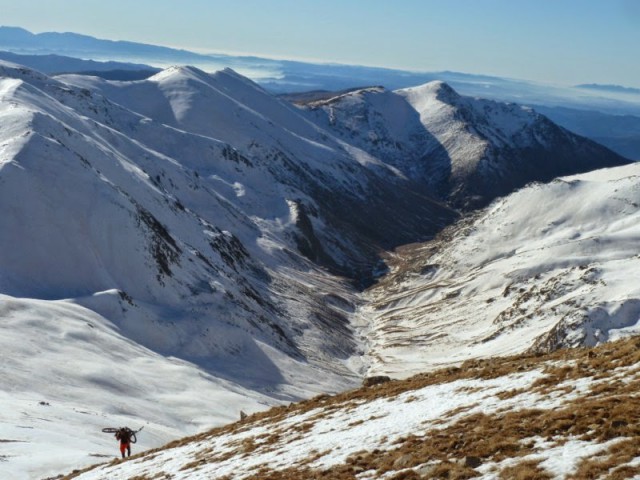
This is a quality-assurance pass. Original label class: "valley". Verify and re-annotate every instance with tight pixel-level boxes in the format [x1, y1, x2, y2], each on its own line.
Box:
[0, 59, 638, 479]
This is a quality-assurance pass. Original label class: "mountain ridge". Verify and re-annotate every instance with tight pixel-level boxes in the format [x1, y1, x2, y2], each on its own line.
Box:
[307, 81, 630, 209]
[3, 25, 640, 159]
[0, 48, 158, 76]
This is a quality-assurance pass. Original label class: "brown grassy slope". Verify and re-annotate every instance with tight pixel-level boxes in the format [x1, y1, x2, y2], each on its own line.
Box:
[66, 336, 640, 480]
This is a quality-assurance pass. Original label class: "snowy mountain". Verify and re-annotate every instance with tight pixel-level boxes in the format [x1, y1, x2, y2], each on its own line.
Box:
[306, 81, 630, 209]
[3, 26, 640, 161]
[56, 66, 455, 271]
[0, 60, 457, 380]
[0, 60, 455, 477]
[1, 59, 637, 479]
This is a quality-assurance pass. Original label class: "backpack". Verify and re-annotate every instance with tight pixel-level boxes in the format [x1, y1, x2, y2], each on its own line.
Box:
[116, 428, 132, 443]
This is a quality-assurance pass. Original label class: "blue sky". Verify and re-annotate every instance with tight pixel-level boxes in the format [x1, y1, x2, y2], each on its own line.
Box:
[1, 0, 639, 87]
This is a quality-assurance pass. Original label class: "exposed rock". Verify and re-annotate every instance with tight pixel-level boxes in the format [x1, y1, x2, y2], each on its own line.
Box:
[463, 455, 482, 469]
[363, 375, 392, 387]
[393, 453, 415, 469]
[415, 462, 440, 478]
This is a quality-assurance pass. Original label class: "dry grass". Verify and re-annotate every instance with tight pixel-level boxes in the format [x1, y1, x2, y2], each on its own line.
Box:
[238, 337, 640, 479]
[65, 336, 640, 480]
[567, 437, 640, 479]
[499, 460, 552, 480]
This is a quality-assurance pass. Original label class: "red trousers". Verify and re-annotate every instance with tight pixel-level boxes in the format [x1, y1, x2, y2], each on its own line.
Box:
[120, 442, 130, 456]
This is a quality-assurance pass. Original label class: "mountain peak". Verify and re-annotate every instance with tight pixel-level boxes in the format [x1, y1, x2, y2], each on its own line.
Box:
[400, 80, 461, 104]
[219, 66, 244, 78]
[212, 66, 265, 92]
[314, 77, 629, 210]
[0, 25, 33, 35]
[431, 80, 460, 101]
[148, 64, 210, 83]
[148, 65, 261, 95]
[0, 59, 52, 85]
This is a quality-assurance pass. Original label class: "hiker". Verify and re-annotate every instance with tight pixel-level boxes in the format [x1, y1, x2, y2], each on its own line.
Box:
[115, 427, 133, 458]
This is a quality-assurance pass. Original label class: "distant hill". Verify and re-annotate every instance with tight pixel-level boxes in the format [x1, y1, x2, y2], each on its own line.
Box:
[0, 49, 159, 79]
[576, 83, 640, 95]
[2, 26, 640, 117]
[535, 105, 640, 160]
[0, 26, 207, 63]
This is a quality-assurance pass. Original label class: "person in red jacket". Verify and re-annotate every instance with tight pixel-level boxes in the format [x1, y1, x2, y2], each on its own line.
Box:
[115, 427, 133, 458]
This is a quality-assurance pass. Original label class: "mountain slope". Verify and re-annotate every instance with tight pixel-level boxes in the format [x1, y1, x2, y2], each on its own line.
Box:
[0, 60, 456, 476]
[66, 336, 640, 480]
[307, 81, 631, 209]
[2, 59, 437, 387]
[57, 66, 456, 272]
[360, 161, 640, 378]
[0, 295, 278, 480]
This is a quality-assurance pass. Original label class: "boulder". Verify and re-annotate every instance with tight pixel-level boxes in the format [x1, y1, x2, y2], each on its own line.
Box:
[363, 375, 391, 387]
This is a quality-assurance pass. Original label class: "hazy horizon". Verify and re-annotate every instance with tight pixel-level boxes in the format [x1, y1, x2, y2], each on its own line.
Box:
[0, 0, 639, 88]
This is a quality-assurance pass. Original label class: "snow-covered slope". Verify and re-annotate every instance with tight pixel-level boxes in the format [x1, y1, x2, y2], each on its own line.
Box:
[0, 60, 451, 368]
[66, 337, 640, 480]
[361, 161, 640, 378]
[307, 81, 630, 209]
[0, 295, 275, 480]
[56, 66, 455, 269]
